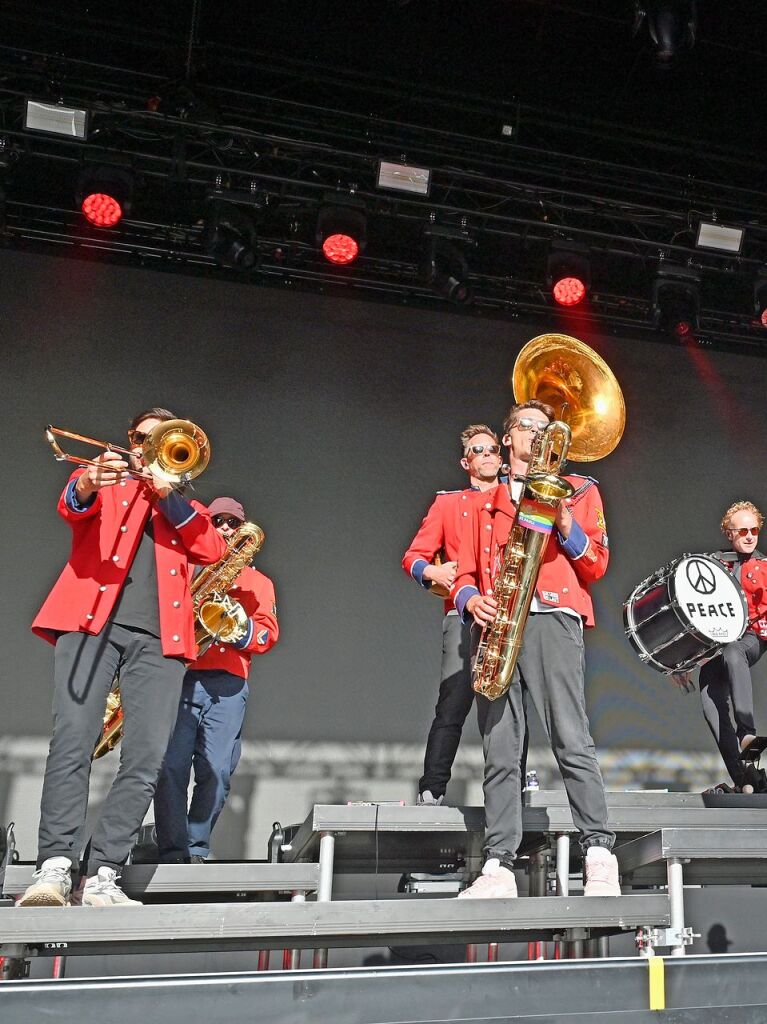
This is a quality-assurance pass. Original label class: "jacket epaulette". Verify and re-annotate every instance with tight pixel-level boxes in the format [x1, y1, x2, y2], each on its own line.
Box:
[566, 474, 598, 499]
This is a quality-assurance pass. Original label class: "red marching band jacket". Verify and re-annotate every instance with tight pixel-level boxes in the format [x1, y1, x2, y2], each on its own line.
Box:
[402, 488, 478, 613]
[192, 564, 279, 679]
[738, 554, 767, 640]
[32, 471, 228, 661]
[451, 475, 609, 627]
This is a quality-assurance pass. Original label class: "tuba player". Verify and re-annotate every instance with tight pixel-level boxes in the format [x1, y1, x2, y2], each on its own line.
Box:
[451, 400, 619, 899]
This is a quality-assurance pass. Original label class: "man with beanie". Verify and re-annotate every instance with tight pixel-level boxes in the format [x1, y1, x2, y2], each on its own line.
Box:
[154, 497, 279, 862]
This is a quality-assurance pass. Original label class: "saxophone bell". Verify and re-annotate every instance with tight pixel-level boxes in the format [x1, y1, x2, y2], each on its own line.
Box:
[192, 521, 265, 656]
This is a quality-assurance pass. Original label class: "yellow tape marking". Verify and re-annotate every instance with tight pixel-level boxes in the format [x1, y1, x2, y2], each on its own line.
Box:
[648, 955, 666, 1011]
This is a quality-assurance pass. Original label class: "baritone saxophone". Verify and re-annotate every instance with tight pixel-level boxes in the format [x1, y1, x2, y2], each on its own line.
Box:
[471, 333, 625, 701]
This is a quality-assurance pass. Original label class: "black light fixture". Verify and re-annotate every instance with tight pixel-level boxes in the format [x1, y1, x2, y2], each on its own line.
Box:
[753, 270, 767, 328]
[203, 201, 258, 270]
[421, 227, 473, 305]
[76, 165, 133, 228]
[315, 196, 367, 265]
[547, 243, 591, 307]
[653, 263, 700, 338]
[634, 1, 697, 67]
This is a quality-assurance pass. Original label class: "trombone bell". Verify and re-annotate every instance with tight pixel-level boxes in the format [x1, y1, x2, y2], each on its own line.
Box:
[143, 419, 210, 484]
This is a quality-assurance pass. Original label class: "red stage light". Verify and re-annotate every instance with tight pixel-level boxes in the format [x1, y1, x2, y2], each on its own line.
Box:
[674, 319, 693, 337]
[82, 192, 122, 228]
[552, 275, 586, 307]
[322, 233, 359, 265]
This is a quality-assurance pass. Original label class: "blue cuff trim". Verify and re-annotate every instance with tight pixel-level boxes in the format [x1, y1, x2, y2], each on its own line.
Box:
[232, 620, 255, 649]
[559, 519, 589, 560]
[157, 491, 199, 529]
[410, 558, 430, 588]
[65, 479, 96, 513]
[454, 584, 480, 622]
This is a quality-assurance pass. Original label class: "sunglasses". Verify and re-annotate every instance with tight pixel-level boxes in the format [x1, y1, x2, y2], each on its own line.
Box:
[128, 430, 148, 445]
[729, 527, 759, 537]
[465, 444, 501, 456]
[512, 417, 550, 433]
[212, 515, 242, 529]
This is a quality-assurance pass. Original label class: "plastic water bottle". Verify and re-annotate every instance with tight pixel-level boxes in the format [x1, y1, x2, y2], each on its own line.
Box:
[525, 770, 540, 792]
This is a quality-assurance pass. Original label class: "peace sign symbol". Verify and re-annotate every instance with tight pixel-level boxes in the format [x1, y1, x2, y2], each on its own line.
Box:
[686, 558, 717, 595]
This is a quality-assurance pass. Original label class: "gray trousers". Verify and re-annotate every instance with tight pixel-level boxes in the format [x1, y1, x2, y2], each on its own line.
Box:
[37, 623, 185, 876]
[475, 611, 614, 865]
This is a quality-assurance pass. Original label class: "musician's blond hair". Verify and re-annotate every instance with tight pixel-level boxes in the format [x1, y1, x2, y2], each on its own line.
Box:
[721, 500, 764, 534]
[460, 423, 499, 454]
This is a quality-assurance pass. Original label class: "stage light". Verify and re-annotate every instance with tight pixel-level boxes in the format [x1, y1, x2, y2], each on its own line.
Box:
[76, 167, 133, 228]
[634, 1, 697, 66]
[547, 245, 591, 307]
[421, 230, 472, 305]
[653, 263, 700, 337]
[25, 99, 88, 139]
[753, 270, 767, 327]
[376, 160, 431, 197]
[316, 199, 367, 265]
[696, 221, 744, 255]
[203, 201, 258, 270]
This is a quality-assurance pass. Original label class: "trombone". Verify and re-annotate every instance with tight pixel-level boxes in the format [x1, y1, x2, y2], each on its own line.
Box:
[45, 420, 211, 487]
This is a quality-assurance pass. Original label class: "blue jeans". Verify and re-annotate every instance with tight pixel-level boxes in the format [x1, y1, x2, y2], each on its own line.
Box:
[154, 669, 249, 861]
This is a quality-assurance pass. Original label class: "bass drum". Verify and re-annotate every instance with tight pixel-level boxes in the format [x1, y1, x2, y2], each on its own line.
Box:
[624, 554, 748, 674]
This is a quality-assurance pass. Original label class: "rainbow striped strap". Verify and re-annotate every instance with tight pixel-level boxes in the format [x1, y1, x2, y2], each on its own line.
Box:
[518, 496, 557, 534]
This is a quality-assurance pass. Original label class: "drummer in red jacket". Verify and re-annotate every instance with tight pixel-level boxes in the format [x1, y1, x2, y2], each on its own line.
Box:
[402, 424, 502, 805]
[691, 501, 767, 793]
[19, 407, 227, 909]
[155, 496, 278, 863]
[451, 399, 620, 899]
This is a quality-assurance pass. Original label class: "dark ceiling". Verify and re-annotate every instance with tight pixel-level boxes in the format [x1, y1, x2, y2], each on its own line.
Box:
[3, 0, 765, 153]
[1, 1, 766, 352]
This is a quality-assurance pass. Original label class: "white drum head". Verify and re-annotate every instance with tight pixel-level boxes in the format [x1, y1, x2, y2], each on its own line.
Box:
[672, 555, 747, 643]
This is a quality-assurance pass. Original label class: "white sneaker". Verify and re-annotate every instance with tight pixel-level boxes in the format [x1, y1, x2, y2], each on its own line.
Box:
[583, 847, 621, 896]
[17, 856, 73, 907]
[457, 858, 518, 899]
[81, 867, 142, 907]
[417, 790, 444, 806]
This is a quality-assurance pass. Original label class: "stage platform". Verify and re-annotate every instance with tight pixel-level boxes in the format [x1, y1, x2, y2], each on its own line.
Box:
[3, 953, 767, 1023]
[279, 792, 767, 895]
[2, 862, 320, 902]
[0, 894, 670, 958]
[3, 792, 767, 982]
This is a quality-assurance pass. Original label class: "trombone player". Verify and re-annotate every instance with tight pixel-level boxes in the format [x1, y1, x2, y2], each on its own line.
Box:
[452, 398, 620, 898]
[19, 408, 226, 908]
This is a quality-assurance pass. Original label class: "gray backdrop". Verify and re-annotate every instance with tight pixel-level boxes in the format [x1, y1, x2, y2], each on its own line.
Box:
[1, 249, 765, 751]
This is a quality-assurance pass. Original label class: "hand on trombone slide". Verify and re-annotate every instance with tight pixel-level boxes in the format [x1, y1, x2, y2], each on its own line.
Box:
[74, 450, 130, 502]
[74, 451, 172, 502]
